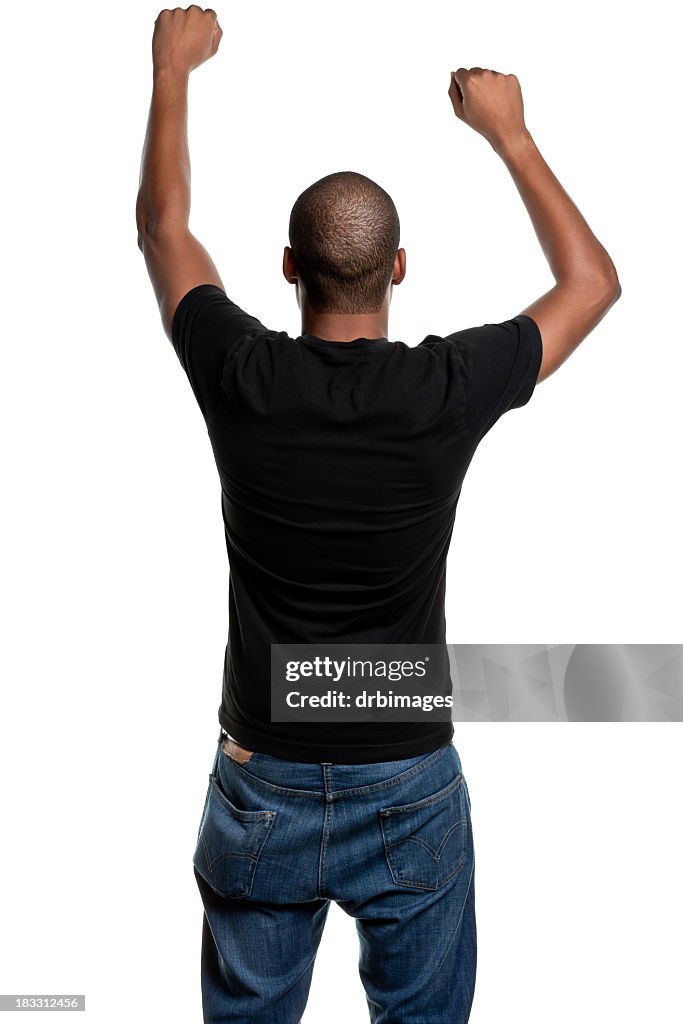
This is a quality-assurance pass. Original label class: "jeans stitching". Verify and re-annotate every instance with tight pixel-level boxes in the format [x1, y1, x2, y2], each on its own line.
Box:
[379, 773, 469, 890]
[220, 741, 454, 800]
[195, 776, 277, 899]
[383, 830, 468, 890]
[379, 771, 463, 816]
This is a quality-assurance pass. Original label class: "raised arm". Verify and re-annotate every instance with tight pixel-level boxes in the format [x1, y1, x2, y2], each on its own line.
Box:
[448, 68, 621, 383]
[136, 5, 225, 340]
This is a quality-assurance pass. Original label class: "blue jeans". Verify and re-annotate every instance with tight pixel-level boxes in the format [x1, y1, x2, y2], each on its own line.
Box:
[193, 732, 476, 1023]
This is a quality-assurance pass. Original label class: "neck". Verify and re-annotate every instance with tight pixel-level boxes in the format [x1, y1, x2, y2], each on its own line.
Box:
[301, 311, 389, 342]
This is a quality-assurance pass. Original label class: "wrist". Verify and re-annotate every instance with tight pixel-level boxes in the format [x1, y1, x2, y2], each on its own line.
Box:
[493, 128, 535, 162]
[152, 63, 190, 88]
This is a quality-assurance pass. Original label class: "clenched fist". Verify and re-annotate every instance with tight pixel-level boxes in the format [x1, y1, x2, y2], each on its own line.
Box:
[448, 67, 528, 153]
[152, 5, 223, 75]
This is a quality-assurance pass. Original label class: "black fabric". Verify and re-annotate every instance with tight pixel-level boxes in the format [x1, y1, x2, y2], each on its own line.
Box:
[171, 284, 542, 762]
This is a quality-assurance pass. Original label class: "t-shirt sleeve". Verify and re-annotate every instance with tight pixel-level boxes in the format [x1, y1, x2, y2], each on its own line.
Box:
[170, 283, 269, 422]
[443, 314, 543, 441]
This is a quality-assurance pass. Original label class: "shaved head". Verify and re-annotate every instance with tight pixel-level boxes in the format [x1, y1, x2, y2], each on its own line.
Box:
[288, 170, 401, 315]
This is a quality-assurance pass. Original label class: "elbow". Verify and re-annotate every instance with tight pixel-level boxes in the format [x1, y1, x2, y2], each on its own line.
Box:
[596, 254, 622, 306]
[580, 263, 622, 313]
[135, 191, 160, 250]
[588, 265, 622, 326]
[602, 275, 622, 317]
[135, 188, 189, 247]
[136, 196, 149, 252]
[602, 265, 622, 305]
[563, 255, 622, 307]
[136, 222, 151, 253]
[589, 275, 622, 322]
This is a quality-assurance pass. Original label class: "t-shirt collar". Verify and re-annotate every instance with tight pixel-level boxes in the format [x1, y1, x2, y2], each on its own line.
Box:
[300, 333, 391, 351]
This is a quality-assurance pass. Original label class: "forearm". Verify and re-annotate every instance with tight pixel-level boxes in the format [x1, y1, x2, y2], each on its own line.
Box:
[136, 66, 191, 239]
[495, 130, 620, 293]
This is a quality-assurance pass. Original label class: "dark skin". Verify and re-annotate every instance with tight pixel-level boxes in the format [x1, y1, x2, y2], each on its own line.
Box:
[281, 247, 407, 341]
[138, 8, 621, 380]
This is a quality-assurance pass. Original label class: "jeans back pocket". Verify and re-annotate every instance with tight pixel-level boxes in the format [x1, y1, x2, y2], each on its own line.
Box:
[379, 771, 468, 890]
[193, 774, 277, 898]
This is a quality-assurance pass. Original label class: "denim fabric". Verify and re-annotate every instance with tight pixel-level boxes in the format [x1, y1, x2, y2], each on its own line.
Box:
[193, 733, 476, 1023]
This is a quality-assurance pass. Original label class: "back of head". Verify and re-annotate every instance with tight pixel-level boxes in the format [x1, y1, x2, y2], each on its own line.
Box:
[288, 170, 400, 315]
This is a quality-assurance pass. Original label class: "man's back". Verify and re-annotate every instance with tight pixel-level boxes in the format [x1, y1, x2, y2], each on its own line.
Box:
[172, 283, 543, 762]
[137, 23, 622, 1020]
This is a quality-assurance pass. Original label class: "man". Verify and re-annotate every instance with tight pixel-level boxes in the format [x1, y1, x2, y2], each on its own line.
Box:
[137, 8, 621, 1023]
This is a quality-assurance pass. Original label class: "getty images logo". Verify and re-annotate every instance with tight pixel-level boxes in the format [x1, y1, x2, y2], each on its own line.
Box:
[271, 644, 455, 723]
[284, 655, 429, 684]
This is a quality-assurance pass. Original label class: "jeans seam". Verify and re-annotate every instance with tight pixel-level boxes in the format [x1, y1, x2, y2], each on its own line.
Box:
[221, 741, 454, 800]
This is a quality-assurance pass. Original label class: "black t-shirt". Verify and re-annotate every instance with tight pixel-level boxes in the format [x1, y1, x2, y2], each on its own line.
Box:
[171, 283, 542, 762]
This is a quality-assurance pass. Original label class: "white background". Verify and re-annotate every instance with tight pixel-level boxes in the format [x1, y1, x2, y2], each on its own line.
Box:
[1, 0, 681, 1021]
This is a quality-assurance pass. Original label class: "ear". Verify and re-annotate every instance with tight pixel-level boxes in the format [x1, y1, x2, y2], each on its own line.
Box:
[283, 245, 297, 284]
[392, 247, 406, 285]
